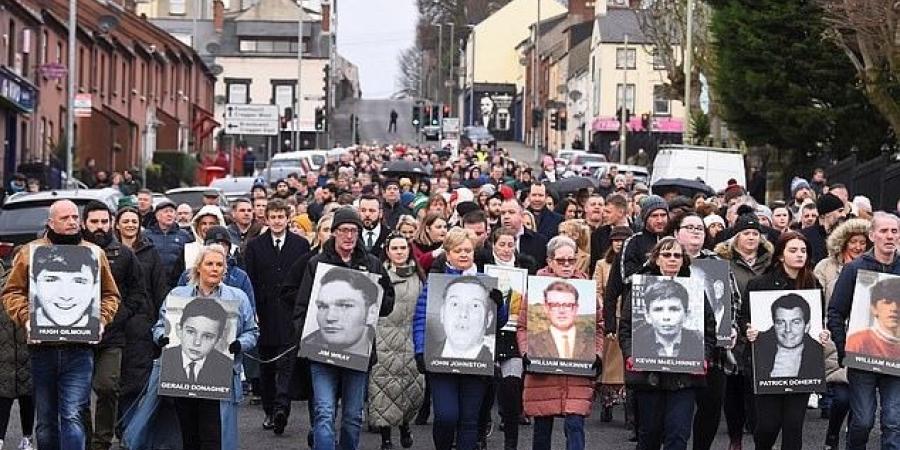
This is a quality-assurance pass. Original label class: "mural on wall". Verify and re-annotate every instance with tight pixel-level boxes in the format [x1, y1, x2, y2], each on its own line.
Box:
[472, 85, 516, 141]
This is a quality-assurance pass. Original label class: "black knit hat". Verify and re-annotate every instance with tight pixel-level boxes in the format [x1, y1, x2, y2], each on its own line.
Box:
[817, 193, 844, 216]
[82, 200, 111, 220]
[331, 206, 364, 232]
[203, 225, 233, 246]
[732, 213, 761, 234]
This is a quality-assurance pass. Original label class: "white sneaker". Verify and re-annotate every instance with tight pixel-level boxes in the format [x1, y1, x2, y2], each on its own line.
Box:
[17, 436, 33, 450]
[807, 393, 819, 409]
[0, 438, 5, 449]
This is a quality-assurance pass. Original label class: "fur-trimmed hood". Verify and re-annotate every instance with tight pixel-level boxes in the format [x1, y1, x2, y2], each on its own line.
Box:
[713, 235, 774, 261]
[825, 218, 870, 259]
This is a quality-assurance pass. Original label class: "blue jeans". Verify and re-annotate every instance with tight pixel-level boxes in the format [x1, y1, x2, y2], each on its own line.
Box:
[847, 368, 900, 450]
[533, 414, 585, 450]
[430, 373, 488, 450]
[635, 388, 696, 450]
[309, 362, 368, 450]
[30, 346, 94, 450]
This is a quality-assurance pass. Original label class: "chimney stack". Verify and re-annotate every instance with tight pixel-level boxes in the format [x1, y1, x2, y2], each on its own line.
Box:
[213, 0, 225, 33]
[568, 0, 596, 24]
[321, 1, 331, 34]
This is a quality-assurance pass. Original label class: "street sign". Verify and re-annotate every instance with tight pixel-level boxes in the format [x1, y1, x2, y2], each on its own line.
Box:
[224, 103, 278, 135]
[74, 93, 92, 118]
[442, 117, 460, 134]
[38, 63, 67, 80]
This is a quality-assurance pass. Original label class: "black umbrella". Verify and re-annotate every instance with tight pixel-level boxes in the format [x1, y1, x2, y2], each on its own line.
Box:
[381, 160, 430, 178]
[651, 178, 716, 198]
[548, 176, 597, 198]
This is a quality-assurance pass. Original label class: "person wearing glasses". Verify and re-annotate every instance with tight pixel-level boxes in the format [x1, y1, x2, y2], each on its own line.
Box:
[517, 236, 601, 450]
[619, 237, 716, 450]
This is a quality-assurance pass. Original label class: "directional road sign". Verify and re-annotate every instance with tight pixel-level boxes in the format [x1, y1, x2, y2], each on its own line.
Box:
[224, 104, 279, 135]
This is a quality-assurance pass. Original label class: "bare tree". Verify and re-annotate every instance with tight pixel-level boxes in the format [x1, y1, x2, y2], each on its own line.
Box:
[396, 46, 425, 99]
[821, 0, 900, 133]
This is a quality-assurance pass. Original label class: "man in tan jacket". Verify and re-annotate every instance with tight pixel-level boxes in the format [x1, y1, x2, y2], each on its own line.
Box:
[1, 199, 120, 450]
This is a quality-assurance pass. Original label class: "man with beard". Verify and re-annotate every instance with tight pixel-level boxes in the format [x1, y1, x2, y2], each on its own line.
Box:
[485, 193, 503, 230]
[80, 201, 149, 450]
[227, 198, 263, 263]
[358, 194, 387, 259]
[309, 182, 336, 223]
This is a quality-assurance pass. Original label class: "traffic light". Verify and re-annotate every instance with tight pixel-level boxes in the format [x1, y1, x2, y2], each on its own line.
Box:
[432, 103, 440, 125]
[558, 110, 567, 131]
[412, 105, 421, 128]
[532, 108, 543, 126]
[282, 107, 293, 129]
[549, 110, 559, 130]
[315, 107, 324, 131]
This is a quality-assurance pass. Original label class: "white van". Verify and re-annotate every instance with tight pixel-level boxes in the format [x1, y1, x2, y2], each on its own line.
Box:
[650, 144, 745, 192]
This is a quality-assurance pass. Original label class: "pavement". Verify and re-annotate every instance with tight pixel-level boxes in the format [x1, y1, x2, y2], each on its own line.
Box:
[2, 394, 876, 449]
[331, 98, 418, 147]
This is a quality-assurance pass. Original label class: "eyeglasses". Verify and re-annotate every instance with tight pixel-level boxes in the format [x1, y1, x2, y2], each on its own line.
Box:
[546, 302, 578, 310]
[680, 225, 705, 233]
[659, 252, 683, 259]
[552, 258, 577, 266]
[334, 227, 358, 235]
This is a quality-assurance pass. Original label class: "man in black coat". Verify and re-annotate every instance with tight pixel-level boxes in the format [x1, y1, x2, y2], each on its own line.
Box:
[382, 179, 412, 230]
[292, 207, 395, 449]
[801, 193, 846, 265]
[500, 198, 548, 266]
[244, 198, 311, 435]
[753, 293, 825, 388]
[526, 182, 563, 241]
[81, 201, 149, 450]
[358, 194, 388, 260]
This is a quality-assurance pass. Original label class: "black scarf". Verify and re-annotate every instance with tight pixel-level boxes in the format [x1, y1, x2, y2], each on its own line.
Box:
[46, 228, 82, 246]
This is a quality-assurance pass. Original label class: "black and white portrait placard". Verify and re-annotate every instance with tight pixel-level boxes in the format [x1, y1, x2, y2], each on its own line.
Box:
[691, 259, 733, 345]
[425, 273, 498, 376]
[525, 276, 597, 376]
[630, 275, 706, 374]
[298, 264, 384, 372]
[484, 265, 528, 332]
[750, 289, 826, 394]
[158, 296, 239, 400]
[844, 270, 900, 376]
[28, 244, 102, 343]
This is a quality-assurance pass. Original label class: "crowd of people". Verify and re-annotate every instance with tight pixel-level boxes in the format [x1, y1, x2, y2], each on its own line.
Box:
[0, 142, 897, 450]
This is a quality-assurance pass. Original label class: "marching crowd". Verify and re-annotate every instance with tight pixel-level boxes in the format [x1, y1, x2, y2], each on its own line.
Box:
[0, 143, 897, 450]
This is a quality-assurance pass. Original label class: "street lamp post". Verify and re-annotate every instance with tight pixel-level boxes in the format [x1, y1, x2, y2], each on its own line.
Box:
[683, 0, 694, 144]
[532, 0, 541, 162]
[66, 0, 76, 184]
[295, 3, 303, 152]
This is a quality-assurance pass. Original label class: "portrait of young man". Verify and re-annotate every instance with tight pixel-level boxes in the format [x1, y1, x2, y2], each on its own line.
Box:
[752, 292, 825, 392]
[633, 278, 704, 362]
[160, 297, 234, 392]
[29, 244, 101, 336]
[846, 277, 900, 360]
[299, 265, 382, 366]
[527, 280, 594, 361]
[436, 276, 496, 361]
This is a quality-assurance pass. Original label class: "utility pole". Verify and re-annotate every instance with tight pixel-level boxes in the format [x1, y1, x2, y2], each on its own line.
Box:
[446, 22, 455, 117]
[532, 0, 541, 162]
[683, 0, 695, 144]
[66, 0, 76, 183]
[469, 28, 476, 127]
[437, 23, 443, 141]
[295, 3, 303, 151]
[620, 34, 628, 165]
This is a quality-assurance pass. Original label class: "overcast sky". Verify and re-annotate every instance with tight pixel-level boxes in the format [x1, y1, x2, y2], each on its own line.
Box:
[336, 0, 417, 99]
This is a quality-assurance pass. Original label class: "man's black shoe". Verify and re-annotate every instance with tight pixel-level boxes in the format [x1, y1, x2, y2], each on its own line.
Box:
[262, 415, 275, 430]
[274, 410, 287, 435]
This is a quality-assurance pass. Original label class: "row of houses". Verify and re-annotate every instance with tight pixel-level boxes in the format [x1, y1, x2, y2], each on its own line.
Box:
[0, 0, 218, 187]
[460, 0, 686, 156]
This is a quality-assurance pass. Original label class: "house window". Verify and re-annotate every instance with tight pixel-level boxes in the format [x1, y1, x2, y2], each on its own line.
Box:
[41, 31, 49, 64]
[592, 67, 601, 116]
[227, 82, 249, 104]
[653, 85, 670, 116]
[616, 47, 636, 70]
[273, 83, 294, 110]
[616, 83, 635, 113]
[651, 49, 666, 70]
[239, 40, 256, 52]
[169, 0, 186, 15]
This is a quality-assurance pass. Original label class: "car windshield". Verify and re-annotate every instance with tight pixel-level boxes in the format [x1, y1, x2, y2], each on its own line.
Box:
[271, 159, 302, 168]
[0, 199, 95, 233]
[575, 154, 606, 164]
[165, 191, 207, 209]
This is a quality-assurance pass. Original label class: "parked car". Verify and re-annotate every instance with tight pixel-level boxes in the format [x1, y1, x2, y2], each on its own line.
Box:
[209, 176, 258, 203]
[566, 153, 608, 174]
[592, 163, 650, 185]
[0, 188, 123, 263]
[461, 126, 496, 148]
[165, 187, 230, 216]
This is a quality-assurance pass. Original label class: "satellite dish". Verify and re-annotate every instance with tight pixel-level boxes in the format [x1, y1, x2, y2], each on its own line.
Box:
[569, 90, 582, 102]
[97, 15, 119, 34]
[210, 64, 224, 75]
[206, 42, 221, 55]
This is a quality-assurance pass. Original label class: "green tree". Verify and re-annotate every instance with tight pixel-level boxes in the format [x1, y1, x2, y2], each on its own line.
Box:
[709, 0, 889, 165]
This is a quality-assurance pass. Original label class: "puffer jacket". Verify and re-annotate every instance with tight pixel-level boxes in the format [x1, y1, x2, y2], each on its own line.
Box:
[367, 264, 426, 427]
[517, 267, 600, 417]
[144, 223, 191, 284]
[0, 260, 30, 399]
[94, 236, 148, 349]
[813, 218, 870, 304]
[827, 249, 900, 363]
[619, 264, 717, 391]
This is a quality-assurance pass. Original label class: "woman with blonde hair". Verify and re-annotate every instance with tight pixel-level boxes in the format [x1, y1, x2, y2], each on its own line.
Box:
[396, 215, 419, 241]
[558, 219, 591, 275]
[523, 210, 537, 232]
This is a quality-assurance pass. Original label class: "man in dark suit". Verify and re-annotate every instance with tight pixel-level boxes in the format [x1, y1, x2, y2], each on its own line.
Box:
[244, 198, 311, 434]
[754, 293, 825, 381]
[528, 280, 594, 361]
[526, 182, 563, 241]
[634, 279, 705, 361]
[160, 299, 233, 389]
[358, 194, 388, 260]
[501, 198, 547, 266]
